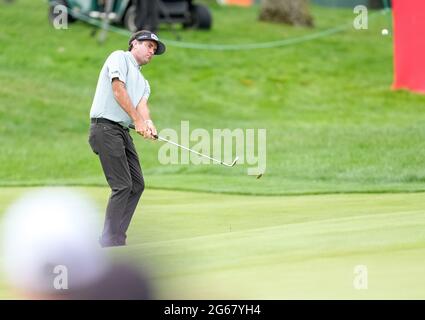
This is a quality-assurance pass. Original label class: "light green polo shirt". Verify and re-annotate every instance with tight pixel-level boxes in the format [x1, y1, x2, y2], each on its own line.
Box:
[90, 50, 150, 127]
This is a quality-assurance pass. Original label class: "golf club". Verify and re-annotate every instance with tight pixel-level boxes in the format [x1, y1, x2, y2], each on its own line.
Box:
[129, 124, 238, 167]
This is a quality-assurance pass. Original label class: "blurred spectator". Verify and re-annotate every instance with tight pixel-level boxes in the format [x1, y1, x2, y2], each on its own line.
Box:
[1, 188, 153, 299]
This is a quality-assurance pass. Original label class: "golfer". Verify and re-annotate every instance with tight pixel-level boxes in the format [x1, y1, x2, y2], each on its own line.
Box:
[89, 30, 166, 247]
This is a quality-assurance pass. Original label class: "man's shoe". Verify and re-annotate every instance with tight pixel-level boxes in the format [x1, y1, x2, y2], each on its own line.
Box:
[99, 236, 126, 248]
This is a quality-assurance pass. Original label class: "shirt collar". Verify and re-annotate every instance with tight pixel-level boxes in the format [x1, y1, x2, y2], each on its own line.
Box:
[126, 51, 140, 68]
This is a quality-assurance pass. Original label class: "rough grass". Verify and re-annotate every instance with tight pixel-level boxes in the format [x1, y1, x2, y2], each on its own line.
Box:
[1, 1, 425, 195]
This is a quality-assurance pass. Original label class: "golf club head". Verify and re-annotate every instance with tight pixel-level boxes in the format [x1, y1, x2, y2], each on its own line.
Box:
[230, 156, 239, 167]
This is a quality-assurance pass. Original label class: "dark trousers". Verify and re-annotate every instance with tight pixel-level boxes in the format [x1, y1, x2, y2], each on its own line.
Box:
[135, 0, 159, 32]
[89, 122, 144, 246]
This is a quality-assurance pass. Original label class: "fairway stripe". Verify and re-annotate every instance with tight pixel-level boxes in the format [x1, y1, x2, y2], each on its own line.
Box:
[128, 209, 425, 248]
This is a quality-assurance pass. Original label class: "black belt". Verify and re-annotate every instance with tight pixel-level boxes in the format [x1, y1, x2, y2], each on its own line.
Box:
[91, 118, 129, 130]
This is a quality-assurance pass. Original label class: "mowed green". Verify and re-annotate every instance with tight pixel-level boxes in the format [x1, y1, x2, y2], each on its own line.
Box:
[1, 187, 424, 299]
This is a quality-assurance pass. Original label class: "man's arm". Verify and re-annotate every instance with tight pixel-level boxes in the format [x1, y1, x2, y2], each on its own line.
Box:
[136, 98, 157, 139]
[111, 78, 149, 137]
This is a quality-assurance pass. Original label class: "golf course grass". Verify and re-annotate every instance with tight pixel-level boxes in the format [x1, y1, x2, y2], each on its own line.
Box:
[1, 1, 425, 195]
[1, 1, 425, 300]
[1, 187, 425, 299]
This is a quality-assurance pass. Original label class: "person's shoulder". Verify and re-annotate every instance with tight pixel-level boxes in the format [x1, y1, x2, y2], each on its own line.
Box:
[108, 50, 126, 60]
[105, 51, 128, 68]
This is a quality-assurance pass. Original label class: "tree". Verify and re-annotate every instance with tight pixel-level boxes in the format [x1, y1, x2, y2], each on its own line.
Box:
[259, 0, 314, 27]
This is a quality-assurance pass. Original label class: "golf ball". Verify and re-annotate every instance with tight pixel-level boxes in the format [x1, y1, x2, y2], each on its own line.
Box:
[382, 29, 389, 36]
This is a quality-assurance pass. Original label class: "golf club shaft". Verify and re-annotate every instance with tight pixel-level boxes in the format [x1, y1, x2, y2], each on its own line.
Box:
[158, 135, 228, 165]
[129, 124, 231, 166]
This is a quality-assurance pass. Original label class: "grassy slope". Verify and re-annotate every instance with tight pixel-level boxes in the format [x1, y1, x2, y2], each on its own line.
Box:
[1, 2, 425, 195]
[0, 187, 424, 299]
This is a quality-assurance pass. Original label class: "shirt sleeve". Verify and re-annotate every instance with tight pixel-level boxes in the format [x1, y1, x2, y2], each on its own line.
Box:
[106, 51, 128, 83]
[142, 80, 151, 100]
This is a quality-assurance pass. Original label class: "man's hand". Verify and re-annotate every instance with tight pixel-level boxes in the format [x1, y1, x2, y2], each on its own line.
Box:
[134, 119, 150, 139]
[144, 120, 157, 140]
[135, 98, 156, 139]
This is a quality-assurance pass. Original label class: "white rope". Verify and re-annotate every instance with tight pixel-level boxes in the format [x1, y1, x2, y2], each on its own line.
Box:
[68, 6, 390, 51]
